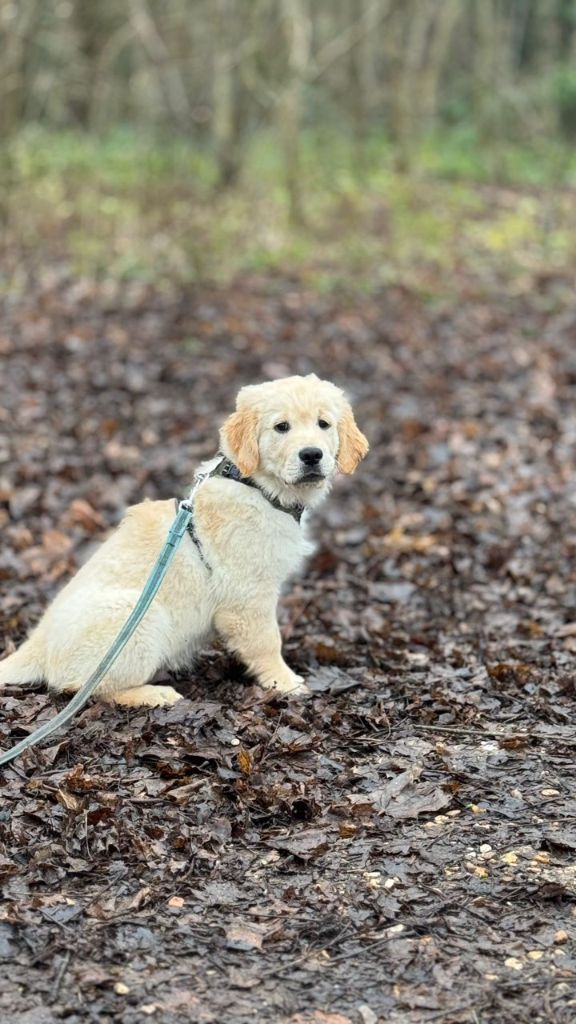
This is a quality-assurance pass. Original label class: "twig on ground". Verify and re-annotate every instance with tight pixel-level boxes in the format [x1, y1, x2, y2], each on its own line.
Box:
[49, 949, 72, 1003]
[412, 723, 576, 747]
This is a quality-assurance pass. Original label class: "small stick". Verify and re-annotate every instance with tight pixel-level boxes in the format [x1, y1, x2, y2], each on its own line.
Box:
[412, 723, 576, 748]
[50, 949, 72, 1003]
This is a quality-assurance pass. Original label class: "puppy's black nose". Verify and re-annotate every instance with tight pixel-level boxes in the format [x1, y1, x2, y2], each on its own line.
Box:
[299, 447, 323, 466]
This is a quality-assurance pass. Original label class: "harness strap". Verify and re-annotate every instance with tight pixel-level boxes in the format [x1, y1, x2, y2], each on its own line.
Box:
[179, 455, 304, 569]
[174, 497, 209, 567]
[205, 456, 305, 523]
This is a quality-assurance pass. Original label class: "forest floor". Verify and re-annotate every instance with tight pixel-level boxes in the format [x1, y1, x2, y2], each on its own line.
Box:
[1, 226, 576, 1023]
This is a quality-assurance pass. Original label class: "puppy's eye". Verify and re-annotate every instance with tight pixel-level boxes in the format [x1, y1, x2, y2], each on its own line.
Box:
[274, 421, 291, 433]
[318, 419, 331, 429]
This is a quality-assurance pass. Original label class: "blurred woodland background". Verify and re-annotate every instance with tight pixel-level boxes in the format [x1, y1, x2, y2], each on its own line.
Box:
[2, 0, 576, 287]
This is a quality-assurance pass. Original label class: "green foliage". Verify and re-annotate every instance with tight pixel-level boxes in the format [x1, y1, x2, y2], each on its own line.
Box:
[1, 127, 575, 295]
[418, 126, 576, 187]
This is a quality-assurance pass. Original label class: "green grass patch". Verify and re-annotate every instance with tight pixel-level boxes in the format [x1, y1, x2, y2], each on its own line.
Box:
[1, 126, 576, 293]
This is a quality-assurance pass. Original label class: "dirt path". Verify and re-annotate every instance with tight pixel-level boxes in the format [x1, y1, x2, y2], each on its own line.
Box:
[1, 269, 575, 1023]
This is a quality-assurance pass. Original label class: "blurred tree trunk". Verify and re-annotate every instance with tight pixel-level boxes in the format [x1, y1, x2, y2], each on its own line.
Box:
[0, 0, 37, 137]
[128, 0, 190, 130]
[72, 1, 120, 127]
[390, 0, 432, 172]
[473, 0, 499, 141]
[388, 0, 460, 169]
[347, 0, 373, 184]
[473, 0, 518, 176]
[279, 0, 311, 226]
[419, 0, 461, 130]
[213, 0, 246, 190]
[557, 0, 576, 58]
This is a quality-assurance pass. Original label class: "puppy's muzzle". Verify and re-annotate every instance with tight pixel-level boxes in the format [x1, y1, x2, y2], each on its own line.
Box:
[297, 446, 325, 483]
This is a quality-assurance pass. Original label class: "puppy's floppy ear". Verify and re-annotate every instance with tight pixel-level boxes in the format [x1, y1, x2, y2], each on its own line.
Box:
[337, 403, 369, 474]
[220, 408, 260, 476]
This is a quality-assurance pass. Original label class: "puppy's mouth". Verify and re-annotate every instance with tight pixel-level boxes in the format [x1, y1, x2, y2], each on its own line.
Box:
[295, 471, 326, 485]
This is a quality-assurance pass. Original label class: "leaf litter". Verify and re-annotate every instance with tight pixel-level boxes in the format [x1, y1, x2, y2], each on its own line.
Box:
[0, 266, 576, 1022]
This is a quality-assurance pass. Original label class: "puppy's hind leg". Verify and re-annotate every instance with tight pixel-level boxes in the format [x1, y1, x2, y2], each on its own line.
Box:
[111, 684, 183, 707]
[45, 593, 183, 705]
[0, 634, 45, 686]
[55, 680, 183, 708]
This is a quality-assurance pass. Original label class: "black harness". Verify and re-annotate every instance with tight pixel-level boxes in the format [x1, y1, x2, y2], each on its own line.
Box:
[176, 456, 304, 567]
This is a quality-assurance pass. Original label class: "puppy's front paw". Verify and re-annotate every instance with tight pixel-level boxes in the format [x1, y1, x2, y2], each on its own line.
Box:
[276, 679, 312, 698]
[258, 668, 311, 698]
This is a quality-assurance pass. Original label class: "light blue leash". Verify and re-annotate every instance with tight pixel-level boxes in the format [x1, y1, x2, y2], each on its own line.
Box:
[0, 500, 194, 767]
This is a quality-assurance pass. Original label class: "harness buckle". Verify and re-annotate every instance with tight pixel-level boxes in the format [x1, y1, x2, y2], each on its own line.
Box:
[220, 460, 242, 481]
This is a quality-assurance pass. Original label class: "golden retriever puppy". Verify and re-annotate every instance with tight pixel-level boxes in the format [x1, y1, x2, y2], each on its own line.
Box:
[0, 375, 368, 705]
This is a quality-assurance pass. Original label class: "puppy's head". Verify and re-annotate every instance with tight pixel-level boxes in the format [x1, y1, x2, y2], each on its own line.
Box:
[220, 374, 368, 504]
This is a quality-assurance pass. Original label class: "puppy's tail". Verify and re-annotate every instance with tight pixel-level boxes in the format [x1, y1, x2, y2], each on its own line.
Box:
[0, 637, 45, 687]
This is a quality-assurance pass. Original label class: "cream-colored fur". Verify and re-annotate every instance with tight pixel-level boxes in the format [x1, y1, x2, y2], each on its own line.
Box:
[0, 375, 368, 705]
